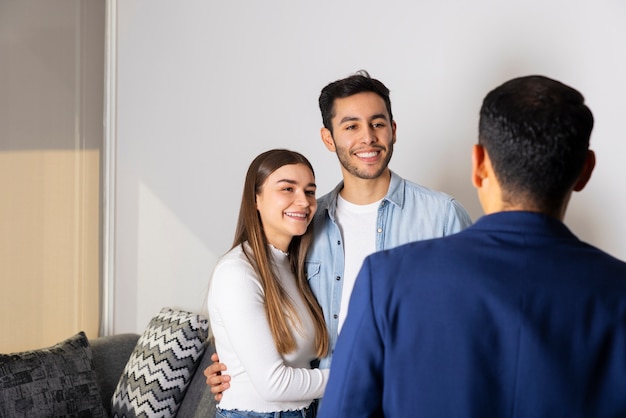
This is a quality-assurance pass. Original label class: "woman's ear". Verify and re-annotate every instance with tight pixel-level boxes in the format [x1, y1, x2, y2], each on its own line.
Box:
[573, 150, 596, 192]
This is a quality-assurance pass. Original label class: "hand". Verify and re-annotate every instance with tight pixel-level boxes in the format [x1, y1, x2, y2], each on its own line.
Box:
[204, 352, 231, 401]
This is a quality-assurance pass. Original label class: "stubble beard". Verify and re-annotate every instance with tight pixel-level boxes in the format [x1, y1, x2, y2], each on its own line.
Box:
[335, 143, 394, 180]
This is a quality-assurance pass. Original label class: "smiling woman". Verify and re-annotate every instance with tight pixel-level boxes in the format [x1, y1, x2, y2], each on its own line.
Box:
[207, 149, 328, 418]
[255, 164, 318, 253]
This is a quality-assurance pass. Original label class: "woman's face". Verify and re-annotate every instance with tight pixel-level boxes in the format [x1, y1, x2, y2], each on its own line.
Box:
[256, 163, 317, 252]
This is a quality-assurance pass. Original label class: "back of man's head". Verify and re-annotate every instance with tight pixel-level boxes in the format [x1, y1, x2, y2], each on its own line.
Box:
[479, 75, 594, 211]
[319, 70, 393, 134]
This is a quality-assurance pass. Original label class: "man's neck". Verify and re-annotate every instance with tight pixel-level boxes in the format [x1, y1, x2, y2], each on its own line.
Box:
[484, 201, 568, 221]
[339, 169, 391, 205]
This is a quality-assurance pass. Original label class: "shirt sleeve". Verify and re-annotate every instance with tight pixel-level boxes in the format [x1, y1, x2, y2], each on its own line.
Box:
[210, 258, 328, 402]
[445, 198, 473, 235]
[317, 256, 384, 417]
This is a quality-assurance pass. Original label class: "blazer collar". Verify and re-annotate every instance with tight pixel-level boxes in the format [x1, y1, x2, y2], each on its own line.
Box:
[473, 211, 576, 239]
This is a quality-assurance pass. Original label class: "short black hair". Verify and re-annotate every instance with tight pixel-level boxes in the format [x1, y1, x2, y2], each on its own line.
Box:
[479, 75, 594, 210]
[319, 70, 393, 134]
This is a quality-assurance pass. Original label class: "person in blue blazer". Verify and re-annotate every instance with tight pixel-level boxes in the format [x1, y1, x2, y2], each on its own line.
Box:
[318, 75, 626, 418]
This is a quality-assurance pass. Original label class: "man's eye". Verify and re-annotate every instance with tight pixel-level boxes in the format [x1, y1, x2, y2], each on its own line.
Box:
[283, 187, 294, 192]
[306, 190, 316, 196]
[372, 122, 385, 128]
[345, 124, 356, 130]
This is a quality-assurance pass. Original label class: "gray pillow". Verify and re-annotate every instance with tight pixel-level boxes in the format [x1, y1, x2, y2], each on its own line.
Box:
[111, 307, 209, 418]
[0, 331, 107, 417]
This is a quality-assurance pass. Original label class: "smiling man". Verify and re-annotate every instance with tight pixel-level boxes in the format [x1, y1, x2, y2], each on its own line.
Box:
[306, 71, 472, 369]
[205, 72, 473, 400]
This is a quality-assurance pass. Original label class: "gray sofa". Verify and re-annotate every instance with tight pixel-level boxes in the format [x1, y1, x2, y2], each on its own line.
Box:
[91, 333, 217, 417]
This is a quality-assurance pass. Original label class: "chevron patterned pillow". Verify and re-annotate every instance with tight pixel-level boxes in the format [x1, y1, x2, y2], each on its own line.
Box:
[111, 308, 209, 417]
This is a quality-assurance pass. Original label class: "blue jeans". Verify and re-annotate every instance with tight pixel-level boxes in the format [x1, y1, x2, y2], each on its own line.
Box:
[216, 402, 317, 418]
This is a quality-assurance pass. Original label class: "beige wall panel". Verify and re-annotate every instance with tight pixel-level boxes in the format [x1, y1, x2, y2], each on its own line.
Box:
[0, 0, 104, 352]
[0, 150, 100, 352]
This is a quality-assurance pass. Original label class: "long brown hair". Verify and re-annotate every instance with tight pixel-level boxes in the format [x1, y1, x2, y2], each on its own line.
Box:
[232, 149, 328, 357]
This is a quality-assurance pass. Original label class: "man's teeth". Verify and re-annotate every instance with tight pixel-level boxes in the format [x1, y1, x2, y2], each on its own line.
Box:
[357, 151, 378, 158]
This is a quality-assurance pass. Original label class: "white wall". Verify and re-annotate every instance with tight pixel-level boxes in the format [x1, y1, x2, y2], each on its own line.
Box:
[112, 0, 626, 333]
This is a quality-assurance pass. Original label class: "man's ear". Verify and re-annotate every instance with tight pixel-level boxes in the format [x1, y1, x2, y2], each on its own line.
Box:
[472, 144, 488, 189]
[573, 150, 596, 192]
[321, 127, 336, 152]
[391, 120, 397, 144]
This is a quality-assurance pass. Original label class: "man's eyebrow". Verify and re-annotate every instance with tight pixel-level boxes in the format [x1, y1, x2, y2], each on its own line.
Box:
[339, 116, 360, 124]
[369, 113, 388, 121]
[339, 113, 388, 124]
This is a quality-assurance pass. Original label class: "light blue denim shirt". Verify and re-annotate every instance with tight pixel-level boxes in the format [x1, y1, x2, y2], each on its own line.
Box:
[305, 170, 472, 369]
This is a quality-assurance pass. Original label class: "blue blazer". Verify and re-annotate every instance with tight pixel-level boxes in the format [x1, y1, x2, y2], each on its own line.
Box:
[318, 212, 626, 418]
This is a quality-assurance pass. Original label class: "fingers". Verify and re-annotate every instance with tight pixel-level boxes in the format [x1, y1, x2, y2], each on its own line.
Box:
[203, 352, 230, 401]
[206, 372, 231, 387]
[203, 362, 226, 378]
[209, 378, 230, 398]
[206, 373, 230, 401]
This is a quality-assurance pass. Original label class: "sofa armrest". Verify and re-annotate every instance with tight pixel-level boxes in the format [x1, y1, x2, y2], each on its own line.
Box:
[176, 338, 217, 417]
[91, 333, 140, 416]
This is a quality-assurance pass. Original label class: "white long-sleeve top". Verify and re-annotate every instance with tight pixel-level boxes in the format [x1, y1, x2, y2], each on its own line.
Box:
[208, 243, 328, 412]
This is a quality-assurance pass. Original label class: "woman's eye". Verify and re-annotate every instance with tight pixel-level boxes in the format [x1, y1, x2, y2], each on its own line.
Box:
[306, 190, 316, 196]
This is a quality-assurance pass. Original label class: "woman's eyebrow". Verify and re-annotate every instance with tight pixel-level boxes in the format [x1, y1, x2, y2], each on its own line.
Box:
[275, 179, 316, 188]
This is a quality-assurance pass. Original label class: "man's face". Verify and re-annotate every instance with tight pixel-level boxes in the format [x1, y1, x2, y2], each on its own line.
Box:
[321, 91, 396, 180]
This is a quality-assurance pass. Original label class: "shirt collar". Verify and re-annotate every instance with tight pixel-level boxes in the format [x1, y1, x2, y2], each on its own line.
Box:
[323, 170, 404, 220]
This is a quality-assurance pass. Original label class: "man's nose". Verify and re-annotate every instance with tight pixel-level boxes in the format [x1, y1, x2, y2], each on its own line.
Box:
[361, 126, 377, 144]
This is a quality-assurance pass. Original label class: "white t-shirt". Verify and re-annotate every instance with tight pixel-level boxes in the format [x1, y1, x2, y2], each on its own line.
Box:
[208, 243, 328, 412]
[335, 195, 380, 332]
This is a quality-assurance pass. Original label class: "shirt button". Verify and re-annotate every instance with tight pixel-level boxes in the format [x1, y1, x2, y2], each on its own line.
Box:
[336, 276, 341, 281]
[333, 314, 338, 319]
[377, 227, 383, 233]
[337, 240, 341, 245]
